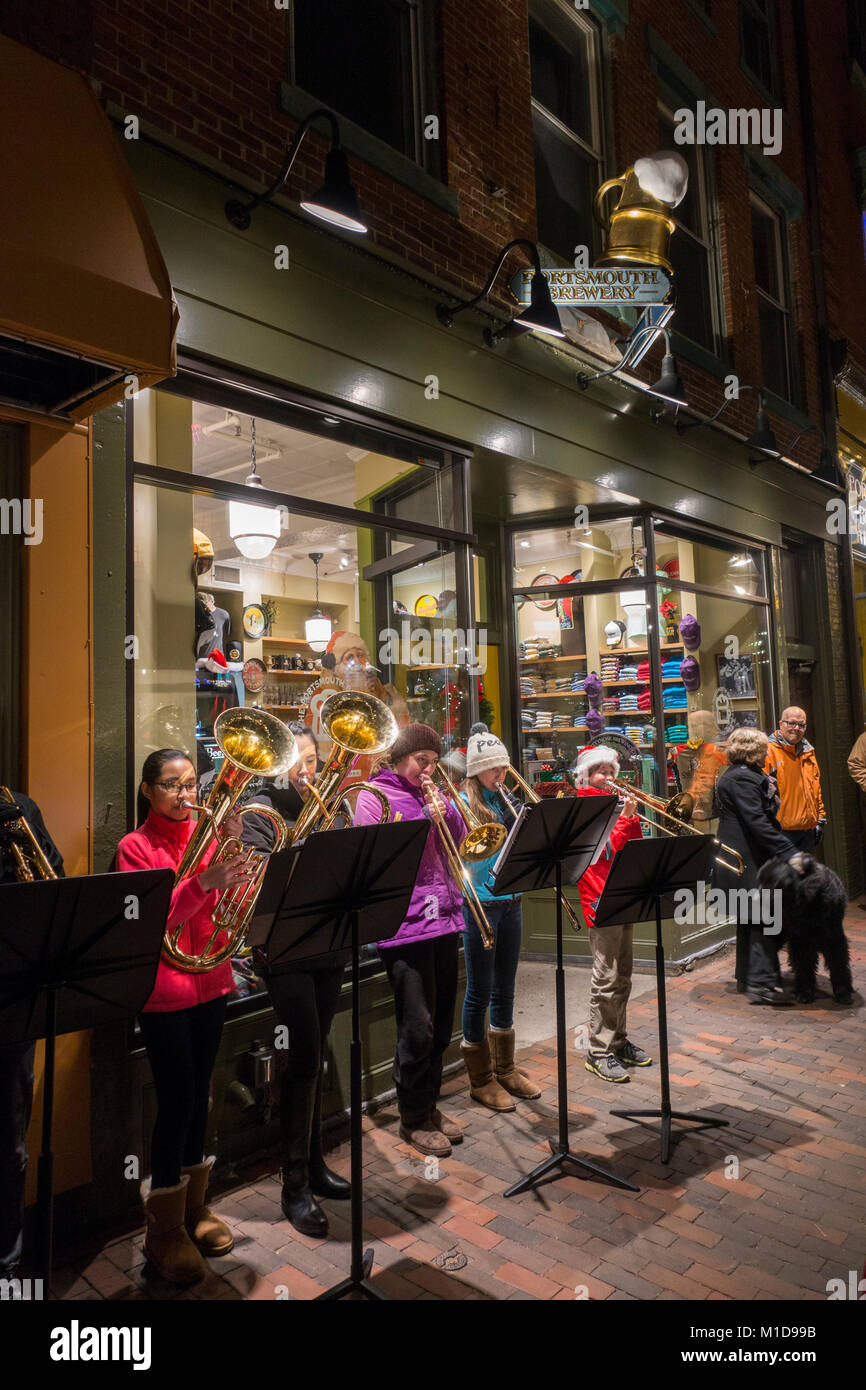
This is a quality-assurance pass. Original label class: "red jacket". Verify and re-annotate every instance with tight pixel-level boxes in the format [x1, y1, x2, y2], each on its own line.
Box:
[116, 810, 235, 1011]
[574, 785, 643, 928]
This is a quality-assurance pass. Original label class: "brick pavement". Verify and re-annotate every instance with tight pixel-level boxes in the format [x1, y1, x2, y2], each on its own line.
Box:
[50, 908, 866, 1302]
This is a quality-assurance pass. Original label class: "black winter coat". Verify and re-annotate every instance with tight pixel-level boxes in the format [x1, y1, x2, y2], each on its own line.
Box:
[713, 763, 797, 897]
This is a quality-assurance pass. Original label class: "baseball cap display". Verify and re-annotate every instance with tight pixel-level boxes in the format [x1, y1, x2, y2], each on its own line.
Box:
[604, 619, 626, 647]
[680, 655, 701, 691]
[678, 614, 701, 650]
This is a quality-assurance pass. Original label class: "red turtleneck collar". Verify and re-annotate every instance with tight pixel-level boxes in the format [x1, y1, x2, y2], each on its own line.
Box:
[144, 808, 193, 844]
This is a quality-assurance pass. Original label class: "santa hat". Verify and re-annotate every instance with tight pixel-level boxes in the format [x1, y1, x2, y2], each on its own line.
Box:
[322, 630, 373, 671]
[574, 744, 621, 787]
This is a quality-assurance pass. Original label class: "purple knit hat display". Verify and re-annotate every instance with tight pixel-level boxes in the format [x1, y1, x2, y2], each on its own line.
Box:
[585, 707, 606, 737]
[680, 655, 701, 691]
[584, 671, 603, 708]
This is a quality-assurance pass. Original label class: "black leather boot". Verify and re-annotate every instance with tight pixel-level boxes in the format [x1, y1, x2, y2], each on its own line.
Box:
[279, 1072, 328, 1238]
[309, 1073, 350, 1200]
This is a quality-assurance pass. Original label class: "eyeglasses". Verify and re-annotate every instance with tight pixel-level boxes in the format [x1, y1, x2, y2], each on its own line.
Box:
[154, 778, 199, 794]
[781, 720, 806, 728]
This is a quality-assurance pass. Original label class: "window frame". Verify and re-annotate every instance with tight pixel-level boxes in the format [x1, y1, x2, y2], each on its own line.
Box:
[658, 100, 724, 357]
[286, 0, 433, 172]
[740, 0, 781, 102]
[749, 189, 795, 404]
[529, 0, 607, 265]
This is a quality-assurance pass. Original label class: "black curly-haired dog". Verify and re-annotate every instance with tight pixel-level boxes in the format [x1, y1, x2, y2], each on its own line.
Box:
[757, 854, 854, 1004]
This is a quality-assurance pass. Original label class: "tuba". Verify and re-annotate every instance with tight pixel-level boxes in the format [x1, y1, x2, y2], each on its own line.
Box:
[163, 708, 297, 973]
[0, 786, 58, 880]
[289, 690, 397, 839]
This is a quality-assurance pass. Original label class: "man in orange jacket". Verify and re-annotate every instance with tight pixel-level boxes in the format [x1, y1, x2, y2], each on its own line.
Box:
[764, 707, 825, 852]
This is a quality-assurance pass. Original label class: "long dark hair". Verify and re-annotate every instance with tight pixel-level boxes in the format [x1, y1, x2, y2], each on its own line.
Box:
[136, 748, 194, 826]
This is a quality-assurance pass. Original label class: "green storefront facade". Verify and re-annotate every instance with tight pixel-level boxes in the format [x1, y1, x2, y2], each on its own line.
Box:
[81, 133, 863, 1223]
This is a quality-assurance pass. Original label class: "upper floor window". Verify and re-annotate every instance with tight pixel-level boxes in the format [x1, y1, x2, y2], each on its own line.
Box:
[740, 0, 780, 99]
[850, 1, 866, 71]
[659, 106, 720, 354]
[530, 0, 605, 264]
[289, 0, 428, 164]
[750, 192, 794, 401]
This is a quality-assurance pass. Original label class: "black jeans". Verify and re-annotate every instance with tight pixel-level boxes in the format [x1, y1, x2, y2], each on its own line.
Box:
[0, 1043, 35, 1274]
[138, 997, 226, 1189]
[785, 828, 817, 853]
[380, 933, 459, 1122]
[265, 959, 345, 1179]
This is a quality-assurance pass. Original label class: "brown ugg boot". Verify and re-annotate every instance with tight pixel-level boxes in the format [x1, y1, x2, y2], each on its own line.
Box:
[431, 1108, 464, 1143]
[489, 1027, 542, 1099]
[398, 1114, 452, 1157]
[181, 1157, 234, 1256]
[460, 1037, 515, 1112]
[141, 1176, 207, 1284]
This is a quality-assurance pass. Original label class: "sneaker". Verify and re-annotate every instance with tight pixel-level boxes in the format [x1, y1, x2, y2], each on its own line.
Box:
[585, 1053, 630, 1083]
[619, 1039, 652, 1067]
[747, 986, 794, 1006]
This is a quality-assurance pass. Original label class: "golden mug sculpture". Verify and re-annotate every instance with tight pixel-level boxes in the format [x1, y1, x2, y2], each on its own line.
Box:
[593, 151, 689, 278]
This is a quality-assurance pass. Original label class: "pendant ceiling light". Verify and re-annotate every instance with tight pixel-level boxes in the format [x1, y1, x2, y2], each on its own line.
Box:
[225, 108, 367, 234]
[228, 418, 282, 560]
[305, 551, 332, 652]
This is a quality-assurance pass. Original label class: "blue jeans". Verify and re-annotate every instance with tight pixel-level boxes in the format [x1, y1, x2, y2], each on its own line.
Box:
[461, 898, 524, 1043]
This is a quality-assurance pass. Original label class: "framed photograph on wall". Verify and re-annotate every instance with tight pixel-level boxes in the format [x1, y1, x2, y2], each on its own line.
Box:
[729, 709, 758, 729]
[716, 654, 756, 700]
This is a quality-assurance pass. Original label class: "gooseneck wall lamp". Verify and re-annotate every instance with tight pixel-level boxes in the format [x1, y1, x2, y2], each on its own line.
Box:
[225, 108, 367, 234]
[577, 326, 688, 408]
[436, 239, 565, 345]
[673, 385, 781, 462]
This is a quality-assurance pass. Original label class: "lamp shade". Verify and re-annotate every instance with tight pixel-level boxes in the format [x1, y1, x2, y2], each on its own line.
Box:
[649, 353, 688, 407]
[746, 407, 780, 457]
[305, 611, 332, 652]
[229, 473, 282, 560]
[300, 147, 367, 233]
[515, 270, 565, 337]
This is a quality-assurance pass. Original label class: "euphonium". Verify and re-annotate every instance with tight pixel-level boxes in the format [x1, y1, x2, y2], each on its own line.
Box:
[163, 708, 297, 973]
[290, 690, 397, 838]
[0, 786, 58, 881]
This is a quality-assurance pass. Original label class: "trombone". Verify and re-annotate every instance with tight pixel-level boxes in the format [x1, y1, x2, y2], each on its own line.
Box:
[604, 778, 744, 876]
[0, 786, 58, 881]
[493, 768, 585, 933]
[422, 777, 497, 950]
[432, 764, 507, 861]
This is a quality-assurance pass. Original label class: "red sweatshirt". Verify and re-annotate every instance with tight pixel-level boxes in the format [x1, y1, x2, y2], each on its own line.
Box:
[116, 810, 235, 1011]
[574, 785, 643, 928]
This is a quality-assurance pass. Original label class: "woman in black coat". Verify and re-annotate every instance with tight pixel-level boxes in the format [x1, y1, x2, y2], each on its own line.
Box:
[713, 727, 800, 1004]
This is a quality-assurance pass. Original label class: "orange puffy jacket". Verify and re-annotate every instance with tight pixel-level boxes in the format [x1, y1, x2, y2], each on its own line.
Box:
[764, 735, 825, 832]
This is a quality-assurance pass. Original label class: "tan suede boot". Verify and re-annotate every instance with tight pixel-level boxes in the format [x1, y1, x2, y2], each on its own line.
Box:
[398, 1114, 452, 1157]
[489, 1027, 542, 1099]
[182, 1157, 234, 1256]
[460, 1037, 515, 1111]
[141, 1176, 207, 1284]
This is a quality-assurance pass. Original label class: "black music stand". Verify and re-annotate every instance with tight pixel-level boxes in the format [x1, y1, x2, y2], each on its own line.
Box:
[248, 819, 427, 1301]
[489, 795, 639, 1197]
[0, 870, 173, 1281]
[595, 836, 730, 1163]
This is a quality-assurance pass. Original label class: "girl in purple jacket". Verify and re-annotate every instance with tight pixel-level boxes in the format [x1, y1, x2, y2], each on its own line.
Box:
[355, 723, 466, 1158]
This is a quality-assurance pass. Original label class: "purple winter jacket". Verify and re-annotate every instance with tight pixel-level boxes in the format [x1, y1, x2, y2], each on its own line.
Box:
[354, 767, 465, 948]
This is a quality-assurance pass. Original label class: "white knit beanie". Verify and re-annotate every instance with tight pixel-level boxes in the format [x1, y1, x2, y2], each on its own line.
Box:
[574, 744, 621, 787]
[465, 723, 510, 778]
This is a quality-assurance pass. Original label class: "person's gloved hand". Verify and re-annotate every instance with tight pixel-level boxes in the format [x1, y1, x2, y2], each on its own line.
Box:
[815, 821, 825, 846]
[788, 852, 808, 875]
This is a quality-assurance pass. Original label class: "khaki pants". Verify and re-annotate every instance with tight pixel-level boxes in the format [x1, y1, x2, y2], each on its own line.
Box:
[587, 922, 633, 1057]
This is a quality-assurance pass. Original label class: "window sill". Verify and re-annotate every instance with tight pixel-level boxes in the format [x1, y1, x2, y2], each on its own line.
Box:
[669, 331, 732, 380]
[278, 83, 459, 219]
[759, 389, 813, 433]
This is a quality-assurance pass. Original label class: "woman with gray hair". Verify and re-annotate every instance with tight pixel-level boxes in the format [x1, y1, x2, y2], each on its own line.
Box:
[714, 727, 801, 1004]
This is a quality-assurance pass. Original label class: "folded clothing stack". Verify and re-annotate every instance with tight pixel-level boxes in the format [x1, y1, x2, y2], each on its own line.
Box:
[521, 709, 537, 728]
[637, 690, 653, 710]
[520, 637, 561, 659]
[520, 674, 545, 696]
[642, 725, 657, 746]
[534, 709, 553, 727]
[625, 726, 644, 744]
[618, 664, 639, 681]
[553, 712, 572, 728]
[600, 656, 620, 680]
[618, 693, 640, 711]
[666, 723, 688, 743]
[602, 696, 620, 711]
[662, 685, 688, 709]
[570, 674, 586, 692]
[661, 660, 682, 679]
[636, 660, 650, 681]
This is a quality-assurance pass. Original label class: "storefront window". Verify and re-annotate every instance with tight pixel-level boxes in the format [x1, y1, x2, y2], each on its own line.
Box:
[132, 384, 474, 1008]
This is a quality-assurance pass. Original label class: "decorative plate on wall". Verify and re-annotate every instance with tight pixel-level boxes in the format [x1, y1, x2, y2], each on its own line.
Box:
[414, 594, 438, 617]
[242, 604, 266, 639]
[530, 573, 559, 611]
[242, 658, 267, 692]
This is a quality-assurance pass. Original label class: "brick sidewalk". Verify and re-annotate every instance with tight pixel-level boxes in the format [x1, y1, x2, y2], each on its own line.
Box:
[51, 908, 866, 1302]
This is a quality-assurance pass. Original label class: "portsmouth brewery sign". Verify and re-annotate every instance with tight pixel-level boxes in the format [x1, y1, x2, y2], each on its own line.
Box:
[511, 266, 671, 307]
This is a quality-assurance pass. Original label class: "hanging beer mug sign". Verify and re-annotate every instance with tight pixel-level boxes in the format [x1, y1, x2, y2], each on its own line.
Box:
[594, 150, 689, 277]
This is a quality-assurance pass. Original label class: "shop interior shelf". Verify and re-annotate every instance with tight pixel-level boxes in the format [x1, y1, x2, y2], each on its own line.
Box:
[597, 642, 684, 655]
[265, 668, 320, 676]
[519, 653, 587, 665]
[520, 691, 588, 700]
[407, 663, 454, 671]
[261, 635, 315, 647]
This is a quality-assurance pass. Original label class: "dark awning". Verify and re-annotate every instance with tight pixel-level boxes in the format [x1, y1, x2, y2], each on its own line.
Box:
[0, 33, 178, 422]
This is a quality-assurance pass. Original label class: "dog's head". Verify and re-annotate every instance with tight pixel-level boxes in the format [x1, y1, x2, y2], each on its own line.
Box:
[757, 854, 817, 892]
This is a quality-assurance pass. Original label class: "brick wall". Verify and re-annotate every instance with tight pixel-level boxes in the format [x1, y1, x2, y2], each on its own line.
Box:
[4, 0, 865, 466]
